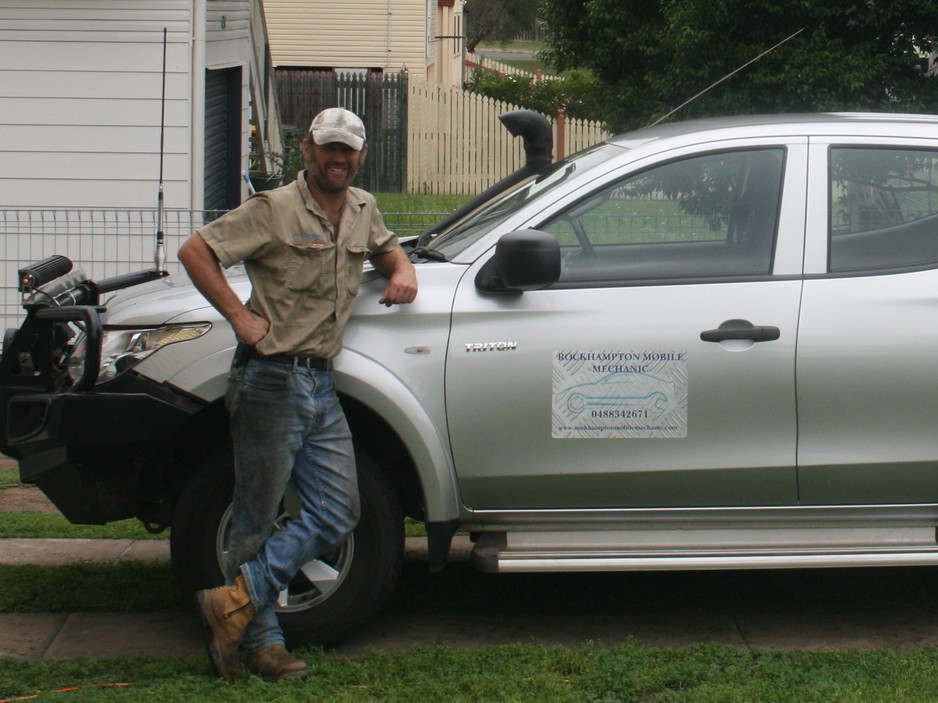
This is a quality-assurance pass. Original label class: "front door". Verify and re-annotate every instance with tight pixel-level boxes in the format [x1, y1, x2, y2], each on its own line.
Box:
[445, 144, 807, 511]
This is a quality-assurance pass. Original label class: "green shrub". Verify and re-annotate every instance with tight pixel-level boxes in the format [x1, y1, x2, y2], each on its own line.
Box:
[465, 68, 605, 122]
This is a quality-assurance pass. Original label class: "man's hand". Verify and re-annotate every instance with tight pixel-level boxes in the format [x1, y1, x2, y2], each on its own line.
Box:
[379, 269, 418, 306]
[232, 309, 270, 346]
[373, 248, 418, 306]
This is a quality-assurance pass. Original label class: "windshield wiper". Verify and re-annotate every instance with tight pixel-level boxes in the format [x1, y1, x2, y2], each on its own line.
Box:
[408, 231, 447, 261]
[410, 246, 448, 262]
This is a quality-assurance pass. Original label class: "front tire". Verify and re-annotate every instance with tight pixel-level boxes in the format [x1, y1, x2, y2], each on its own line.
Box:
[170, 446, 405, 647]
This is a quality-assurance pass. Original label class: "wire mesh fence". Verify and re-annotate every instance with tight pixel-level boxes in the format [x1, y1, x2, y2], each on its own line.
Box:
[1, 207, 446, 333]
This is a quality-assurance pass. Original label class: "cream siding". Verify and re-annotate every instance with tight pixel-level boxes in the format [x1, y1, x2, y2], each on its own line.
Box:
[429, 2, 464, 86]
[265, 0, 462, 82]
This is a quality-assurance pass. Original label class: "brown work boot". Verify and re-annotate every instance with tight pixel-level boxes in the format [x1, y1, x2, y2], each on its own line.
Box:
[246, 644, 310, 681]
[196, 574, 256, 682]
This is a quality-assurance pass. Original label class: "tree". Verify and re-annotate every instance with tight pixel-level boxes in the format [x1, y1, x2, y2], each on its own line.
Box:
[464, 0, 542, 53]
[539, 0, 938, 132]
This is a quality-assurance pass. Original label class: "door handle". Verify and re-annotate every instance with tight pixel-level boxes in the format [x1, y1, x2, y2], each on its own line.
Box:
[700, 319, 780, 343]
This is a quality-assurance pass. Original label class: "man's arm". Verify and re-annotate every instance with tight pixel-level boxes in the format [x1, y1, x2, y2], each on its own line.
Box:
[177, 233, 269, 345]
[371, 247, 418, 306]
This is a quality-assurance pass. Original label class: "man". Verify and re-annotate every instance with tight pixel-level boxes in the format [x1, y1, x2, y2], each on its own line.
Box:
[177, 107, 417, 683]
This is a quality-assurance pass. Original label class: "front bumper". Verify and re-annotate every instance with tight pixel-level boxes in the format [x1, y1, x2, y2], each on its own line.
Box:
[2, 374, 203, 524]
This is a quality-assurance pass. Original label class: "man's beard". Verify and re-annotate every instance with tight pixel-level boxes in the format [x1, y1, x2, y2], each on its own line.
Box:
[307, 162, 358, 193]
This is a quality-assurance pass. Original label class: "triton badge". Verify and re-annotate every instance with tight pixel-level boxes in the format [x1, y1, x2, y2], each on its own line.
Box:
[465, 342, 518, 352]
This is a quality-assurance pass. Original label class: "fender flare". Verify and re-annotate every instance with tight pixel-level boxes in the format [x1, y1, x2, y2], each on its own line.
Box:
[334, 350, 461, 525]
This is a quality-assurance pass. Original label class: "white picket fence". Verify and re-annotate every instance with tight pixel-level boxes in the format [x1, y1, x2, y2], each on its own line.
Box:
[465, 51, 559, 81]
[408, 79, 610, 195]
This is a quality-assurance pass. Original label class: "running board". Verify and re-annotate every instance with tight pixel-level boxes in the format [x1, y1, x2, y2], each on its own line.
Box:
[470, 527, 938, 573]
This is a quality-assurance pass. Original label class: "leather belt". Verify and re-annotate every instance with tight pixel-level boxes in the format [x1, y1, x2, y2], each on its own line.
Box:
[236, 343, 332, 371]
[260, 354, 332, 371]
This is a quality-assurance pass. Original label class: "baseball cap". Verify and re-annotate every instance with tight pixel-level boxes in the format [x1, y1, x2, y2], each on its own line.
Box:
[309, 108, 366, 151]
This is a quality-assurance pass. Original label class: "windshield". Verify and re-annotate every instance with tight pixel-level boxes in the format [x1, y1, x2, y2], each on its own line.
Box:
[432, 142, 626, 259]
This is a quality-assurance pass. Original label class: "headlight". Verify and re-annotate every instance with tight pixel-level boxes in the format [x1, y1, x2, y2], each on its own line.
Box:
[68, 323, 211, 385]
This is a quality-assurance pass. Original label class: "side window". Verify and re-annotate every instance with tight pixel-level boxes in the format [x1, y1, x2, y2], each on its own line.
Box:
[830, 148, 938, 272]
[541, 148, 784, 285]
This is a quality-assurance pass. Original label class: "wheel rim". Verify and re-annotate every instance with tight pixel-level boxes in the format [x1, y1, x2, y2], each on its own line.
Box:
[215, 503, 355, 613]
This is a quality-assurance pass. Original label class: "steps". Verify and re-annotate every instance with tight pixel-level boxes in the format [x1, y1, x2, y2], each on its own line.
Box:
[470, 526, 938, 573]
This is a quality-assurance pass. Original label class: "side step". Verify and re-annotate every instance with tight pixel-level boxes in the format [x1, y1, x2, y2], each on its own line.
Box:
[470, 527, 938, 573]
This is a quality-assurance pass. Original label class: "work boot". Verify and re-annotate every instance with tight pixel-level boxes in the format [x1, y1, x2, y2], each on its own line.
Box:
[246, 644, 310, 681]
[196, 574, 256, 682]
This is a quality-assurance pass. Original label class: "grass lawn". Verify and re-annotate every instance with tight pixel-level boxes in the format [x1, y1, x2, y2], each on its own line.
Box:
[4, 644, 938, 701]
[0, 511, 161, 540]
[374, 192, 471, 214]
[476, 39, 544, 55]
[4, 517, 938, 703]
[372, 193, 474, 237]
[5, 554, 938, 701]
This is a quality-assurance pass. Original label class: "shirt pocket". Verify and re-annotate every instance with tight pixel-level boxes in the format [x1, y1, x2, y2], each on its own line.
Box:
[343, 242, 369, 295]
[285, 237, 335, 295]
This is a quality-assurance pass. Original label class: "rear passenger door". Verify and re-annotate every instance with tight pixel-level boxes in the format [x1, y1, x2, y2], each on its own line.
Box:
[446, 141, 809, 512]
[798, 142, 938, 504]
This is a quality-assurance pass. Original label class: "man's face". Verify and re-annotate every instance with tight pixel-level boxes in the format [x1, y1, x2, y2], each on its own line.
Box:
[302, 139, 367, 193]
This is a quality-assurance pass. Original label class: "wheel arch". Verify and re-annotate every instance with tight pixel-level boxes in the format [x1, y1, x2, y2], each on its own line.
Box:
[340, 395, 423, 520]
[335, 355, 461, 527]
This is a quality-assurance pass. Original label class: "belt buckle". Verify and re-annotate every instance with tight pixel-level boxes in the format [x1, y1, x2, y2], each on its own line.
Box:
[294, 355, 324, 370]
[291, 356, 307, 369]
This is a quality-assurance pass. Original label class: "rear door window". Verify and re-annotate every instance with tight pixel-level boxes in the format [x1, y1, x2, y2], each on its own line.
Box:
[830, 148, 938, 272]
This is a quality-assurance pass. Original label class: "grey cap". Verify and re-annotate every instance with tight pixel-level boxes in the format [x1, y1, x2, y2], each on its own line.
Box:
[309, 108, 366, 151]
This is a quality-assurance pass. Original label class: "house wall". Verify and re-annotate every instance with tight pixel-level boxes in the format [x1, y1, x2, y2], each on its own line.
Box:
[0, 1, 195, 210]
[0, 0, 271, 211]
[265, 0, 462, 82]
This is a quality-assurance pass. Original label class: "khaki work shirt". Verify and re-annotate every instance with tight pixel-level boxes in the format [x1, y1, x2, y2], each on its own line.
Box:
[199, 171, 400, 359]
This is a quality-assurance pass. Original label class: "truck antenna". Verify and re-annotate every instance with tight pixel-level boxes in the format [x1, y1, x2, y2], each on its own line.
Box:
[650, 26, 806, 127]
[154, 27, 168, 273]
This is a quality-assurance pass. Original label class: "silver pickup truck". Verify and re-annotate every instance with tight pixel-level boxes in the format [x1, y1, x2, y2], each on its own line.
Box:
[7, 110, 938, 646]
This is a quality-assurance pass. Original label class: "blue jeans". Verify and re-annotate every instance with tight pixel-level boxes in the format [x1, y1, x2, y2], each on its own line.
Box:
[224, 357, 360, 653]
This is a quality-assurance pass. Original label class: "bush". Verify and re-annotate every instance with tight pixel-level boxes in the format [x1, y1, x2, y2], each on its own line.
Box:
[464, 68, 605, 122]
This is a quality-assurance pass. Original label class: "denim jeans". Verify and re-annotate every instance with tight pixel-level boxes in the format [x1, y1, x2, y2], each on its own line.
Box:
[224, 357, 360, 653]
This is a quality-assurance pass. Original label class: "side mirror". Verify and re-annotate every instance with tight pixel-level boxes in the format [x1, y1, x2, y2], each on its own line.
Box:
[476, 230, 561, 293]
